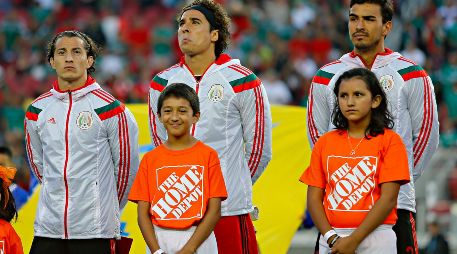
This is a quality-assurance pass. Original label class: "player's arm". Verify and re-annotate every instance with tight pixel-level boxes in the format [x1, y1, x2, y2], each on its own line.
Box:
[406, 74, 439, 181]
[332, 182, 400, 253]
[177, 197, 222, 254]
[307, 73, 333, 148]
[238, 78, 272, 184]
[24, 105, 44, 183]
[104, 104, 140, 209]
[148, 76, 168, 148]
[137, 200, 162, 253]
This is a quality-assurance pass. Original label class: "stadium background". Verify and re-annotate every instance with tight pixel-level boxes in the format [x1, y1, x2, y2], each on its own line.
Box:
[1, 0, 457, 253]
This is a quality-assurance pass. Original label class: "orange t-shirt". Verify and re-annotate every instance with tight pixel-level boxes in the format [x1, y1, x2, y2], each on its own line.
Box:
[0, 219, 24, 254]
[300, 129, 410, 228]
[128, 141, 227, 229]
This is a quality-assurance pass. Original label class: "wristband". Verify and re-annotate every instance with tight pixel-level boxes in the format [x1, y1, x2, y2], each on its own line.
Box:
[329, 235, 340, 248]
[323, 229, 337, 243]
[153, 249, 165, 254]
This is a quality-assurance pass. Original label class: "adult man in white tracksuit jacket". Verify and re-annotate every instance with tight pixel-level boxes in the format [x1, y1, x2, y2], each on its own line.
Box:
[25, 30, 139, 254]
[148, 1, 272, 253]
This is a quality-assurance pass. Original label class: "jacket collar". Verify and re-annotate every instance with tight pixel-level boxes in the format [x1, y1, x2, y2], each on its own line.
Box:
[341, 48, 401, 69]
[178, 53, 237, 78]
[51, 76, 100, 101]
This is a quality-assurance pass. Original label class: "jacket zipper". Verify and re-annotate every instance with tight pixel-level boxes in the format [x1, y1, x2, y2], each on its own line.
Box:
[63, 91, 72, 239]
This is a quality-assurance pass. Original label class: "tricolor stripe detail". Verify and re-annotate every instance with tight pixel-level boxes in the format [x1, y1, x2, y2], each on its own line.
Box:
[320, 60, 341, 69]
[229, 73, 261, 93]
[413, 76, 433, 167]
[398, 65, 428, 81]
[148, 93, 162, 147]
[116, 112, 131, 203]
[312, 69, 334, 86]
[228, 64, 252, 76]
[240, 215, 249, 254]
[150, 76, 168, 92]
[307, 84, 319, 145]
[25, 105, 42, 121]
[398, 56, 416, 65]
[25, 123, 42, 182]
[92, 89, 115, 103]
[410, 212, 419, 254]
[32, 91, 52, 104]
[248, 86, 265, 178]
[95, 100, 126, 120]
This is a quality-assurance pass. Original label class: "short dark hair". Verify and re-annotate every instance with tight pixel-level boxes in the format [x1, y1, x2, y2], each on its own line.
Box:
[0, 147, 12, 158]
[332, 68, 394, 137]
[46, 30, 100, 74]
[350, 0, 393, 23]
[157, 83, 200, 116]
[0, 178, 17, 222]
[179, 0, 231, 57]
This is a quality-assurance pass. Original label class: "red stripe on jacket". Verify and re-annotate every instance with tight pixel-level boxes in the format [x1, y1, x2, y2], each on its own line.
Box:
[414, 77, 433, 167]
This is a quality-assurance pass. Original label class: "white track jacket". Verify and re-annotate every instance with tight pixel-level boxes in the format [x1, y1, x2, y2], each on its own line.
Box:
[25, 77, 139, 239]
[148, 54, 272, 216]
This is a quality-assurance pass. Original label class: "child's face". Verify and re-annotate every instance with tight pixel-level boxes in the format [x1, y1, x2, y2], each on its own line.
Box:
[159, 96, 199, 139]
[337, 77, 381, 126]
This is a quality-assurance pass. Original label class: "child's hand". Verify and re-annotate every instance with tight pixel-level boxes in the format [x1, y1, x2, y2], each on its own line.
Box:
[176, 246, 195, 254]
[330, 235, 359, 254]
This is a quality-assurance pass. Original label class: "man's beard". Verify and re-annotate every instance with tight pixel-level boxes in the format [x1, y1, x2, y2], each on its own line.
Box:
[354, 38, 381, 52]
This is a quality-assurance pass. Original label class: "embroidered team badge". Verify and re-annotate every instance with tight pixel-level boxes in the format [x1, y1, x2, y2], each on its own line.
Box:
[208, 84, 224, 102]
[76, 111, 93, 130]
[379, 74, 394, 92]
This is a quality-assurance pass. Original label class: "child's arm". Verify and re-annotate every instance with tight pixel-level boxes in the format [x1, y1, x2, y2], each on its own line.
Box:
[177, 197, 222, 254]
[137, 201, 162, 253]
[307, 186, 338, 247]
[331, 182, 400, 253]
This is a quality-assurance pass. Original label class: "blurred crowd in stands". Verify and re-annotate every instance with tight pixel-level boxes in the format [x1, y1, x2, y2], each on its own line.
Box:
[1, 0, 457, 196]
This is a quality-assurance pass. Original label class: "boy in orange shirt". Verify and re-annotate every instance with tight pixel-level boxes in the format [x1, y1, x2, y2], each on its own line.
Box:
[128, 83, 227, 254]
[300, 68, 410, 253]
[0, 166, 24, 254]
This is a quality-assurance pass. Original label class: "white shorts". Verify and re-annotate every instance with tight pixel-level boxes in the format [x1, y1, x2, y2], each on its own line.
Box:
[319, 225, 396, 254]
[146, 225, 218, 254]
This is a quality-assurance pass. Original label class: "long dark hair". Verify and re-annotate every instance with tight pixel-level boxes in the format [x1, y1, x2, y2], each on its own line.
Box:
[0, 178, 17, 222]
[332, 68, 394, 138]
[179, 0, 230, 57]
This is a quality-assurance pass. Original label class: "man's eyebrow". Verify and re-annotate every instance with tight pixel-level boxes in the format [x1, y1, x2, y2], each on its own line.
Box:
[349, 13, 376, 19]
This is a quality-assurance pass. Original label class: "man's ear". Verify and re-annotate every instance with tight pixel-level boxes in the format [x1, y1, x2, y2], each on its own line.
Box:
[50, 57, 56, 69]
[87, 56, 94, 69]
[210, 30, 219, 43]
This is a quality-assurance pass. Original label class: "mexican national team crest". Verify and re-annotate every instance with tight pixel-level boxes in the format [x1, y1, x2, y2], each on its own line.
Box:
[76, 111, 93, 130]
[208, 84, 224, 102]
[379, 74, 394, 92]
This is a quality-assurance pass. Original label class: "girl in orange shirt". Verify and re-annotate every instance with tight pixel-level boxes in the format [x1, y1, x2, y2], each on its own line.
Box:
[0, 166, 24, 254]
[300, 68, 410, 254]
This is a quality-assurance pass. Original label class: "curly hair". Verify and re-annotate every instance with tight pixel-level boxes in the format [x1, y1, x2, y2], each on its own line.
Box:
[332, 68, 394, 138]
[179, 0, 231, 57]
[46, 30, 101, 74]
